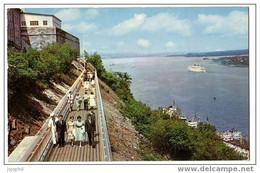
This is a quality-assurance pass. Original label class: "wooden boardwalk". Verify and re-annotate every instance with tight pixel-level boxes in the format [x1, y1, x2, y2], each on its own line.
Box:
[45, 82, 103, 162]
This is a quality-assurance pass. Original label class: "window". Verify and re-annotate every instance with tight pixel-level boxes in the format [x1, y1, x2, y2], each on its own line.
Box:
[30, 21, 39, 26]
[43, 21, 48, 25]
[21, 21, 26, 26]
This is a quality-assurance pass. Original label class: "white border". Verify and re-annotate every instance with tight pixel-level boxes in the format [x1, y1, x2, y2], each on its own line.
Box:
[2, 2, 257, 169]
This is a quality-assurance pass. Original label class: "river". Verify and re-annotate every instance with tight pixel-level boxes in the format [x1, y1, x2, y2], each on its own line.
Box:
[103, 56, 249, 136]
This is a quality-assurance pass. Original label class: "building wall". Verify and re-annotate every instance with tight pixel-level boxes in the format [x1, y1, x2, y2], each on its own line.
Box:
[21, 27, 57, 50]
[21, 27, 80, 56]
[20, 13, 61, 29]
[56, 28, 80, 55]
[7, 8, 22, 50]
[52, 17, 61, 28]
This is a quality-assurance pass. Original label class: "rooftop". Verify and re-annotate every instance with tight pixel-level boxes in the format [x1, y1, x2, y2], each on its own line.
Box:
[21, 12, 62, 22]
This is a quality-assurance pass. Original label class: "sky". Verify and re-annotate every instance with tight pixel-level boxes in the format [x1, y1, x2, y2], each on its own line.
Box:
[27, 7, 248, 55]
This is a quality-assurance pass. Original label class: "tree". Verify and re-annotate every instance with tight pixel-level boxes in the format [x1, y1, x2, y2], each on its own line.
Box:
[85, 52, 106, 76]
[8, 43, 78, 101]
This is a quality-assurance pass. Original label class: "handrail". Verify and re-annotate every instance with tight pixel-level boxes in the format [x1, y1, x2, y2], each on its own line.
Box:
[27, 69, 85, 161]
[9, 60, 113, 162]
[88, 63, 113, 161]
[8, 63, 85, 162]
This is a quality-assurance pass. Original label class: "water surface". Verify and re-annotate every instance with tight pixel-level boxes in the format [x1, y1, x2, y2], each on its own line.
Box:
[103, 56, 249, 135]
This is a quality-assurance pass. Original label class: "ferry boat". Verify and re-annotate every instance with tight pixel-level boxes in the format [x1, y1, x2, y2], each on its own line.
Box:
[187, 116, 201, 128]
[188, 64, 206, 73]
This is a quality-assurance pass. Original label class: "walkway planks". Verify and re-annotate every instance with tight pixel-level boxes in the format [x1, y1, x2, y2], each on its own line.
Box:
[45, 81, 103, 162]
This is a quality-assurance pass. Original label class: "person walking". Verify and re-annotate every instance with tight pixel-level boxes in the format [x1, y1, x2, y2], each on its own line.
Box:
[67, 91, 74, 111]
[84, 81, 91, 91]
[91, 79, 95, 87]
[90, 72, 93, 81]
[87, 71, 92, 81]
[83, 91, 89, 110]
[90, 111, 96, 130]
[92, 71, 95, 80]
[67, 116, 75, 147]
[48, 113, 58, 148]
[56, 115, 67, 147]
[75, 93, 82, 111]
[85, 113, 96, 146]
[89, 92, 96, 110]
[91, 87, 96, 96]
[74, 116, 85, 147]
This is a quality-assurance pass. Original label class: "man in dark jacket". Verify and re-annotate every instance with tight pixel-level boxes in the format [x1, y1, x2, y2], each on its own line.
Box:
[56, 115, 67, 147]
[90, 111, 96, 129]
[85, 113, 96, 146]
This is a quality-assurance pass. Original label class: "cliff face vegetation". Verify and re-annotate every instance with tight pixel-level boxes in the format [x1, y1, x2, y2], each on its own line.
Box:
[8, 43, 80, 155]
[85, 52, 246, 161]
[100, 79, 143, 161]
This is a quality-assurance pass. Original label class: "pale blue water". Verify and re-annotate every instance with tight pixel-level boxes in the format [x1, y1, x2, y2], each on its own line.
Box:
[103, 56, 249, 136]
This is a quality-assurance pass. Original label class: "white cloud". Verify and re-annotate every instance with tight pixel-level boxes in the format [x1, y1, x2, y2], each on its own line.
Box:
[112, 13, 146, 35]
[54, 9, 81, 22]
[137, 39, 150, 48]
[198, 10, 248, 35]
[85, 9, 99, 18]
[164, 41, 175, 49]
[142, 13, 192, 36]
[62, 22, 97, 34]
[110, 12, 191, 36]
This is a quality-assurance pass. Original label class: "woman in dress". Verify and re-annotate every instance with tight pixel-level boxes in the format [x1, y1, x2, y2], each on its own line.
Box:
[74, 116, 85, 147]
[89, 92, 96, 110]
[67, 116, 75, 147]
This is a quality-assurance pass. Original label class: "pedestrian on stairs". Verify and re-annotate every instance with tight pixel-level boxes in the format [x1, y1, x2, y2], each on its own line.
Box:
[56, 115, 67, 147]
[75, 92, 82, 111]
[48, 113, 58, 148]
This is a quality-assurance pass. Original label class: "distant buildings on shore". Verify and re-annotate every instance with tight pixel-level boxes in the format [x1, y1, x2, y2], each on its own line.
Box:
[213, 55, 249, 66]
[218, 129, 249, 159]
[7, 8, 80, 55]
[162, 105, 201, 128]
[217, 130, 242, 142]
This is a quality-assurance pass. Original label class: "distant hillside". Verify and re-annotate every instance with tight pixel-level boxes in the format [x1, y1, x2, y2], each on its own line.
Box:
[184, 49, 248, 57]
[99, 49, 248, 59]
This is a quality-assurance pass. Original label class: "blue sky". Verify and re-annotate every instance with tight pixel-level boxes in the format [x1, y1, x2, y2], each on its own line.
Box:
[27, 7, 248, 55]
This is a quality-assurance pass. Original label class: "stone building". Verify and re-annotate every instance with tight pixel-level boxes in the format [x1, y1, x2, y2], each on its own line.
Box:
[7, 9, 80, 55]
[7, 8, 22, 50]
[20, 12, 80, 54]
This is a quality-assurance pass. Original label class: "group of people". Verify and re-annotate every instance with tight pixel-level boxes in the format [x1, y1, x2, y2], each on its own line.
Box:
[48, 70, 97, 148]
[67, 70, 97, 112]
[48, 111, 96, 148]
